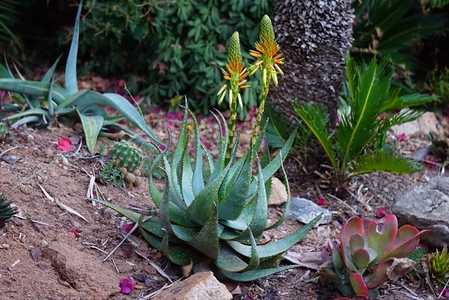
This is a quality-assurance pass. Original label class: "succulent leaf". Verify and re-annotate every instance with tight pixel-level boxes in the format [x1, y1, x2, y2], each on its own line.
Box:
[349, 272, 369, 298]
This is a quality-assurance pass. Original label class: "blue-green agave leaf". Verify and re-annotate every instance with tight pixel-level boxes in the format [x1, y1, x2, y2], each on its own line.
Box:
[64, 1, 82, 94]
[228, 215, 321, 258]
[221, 265, 298, 282]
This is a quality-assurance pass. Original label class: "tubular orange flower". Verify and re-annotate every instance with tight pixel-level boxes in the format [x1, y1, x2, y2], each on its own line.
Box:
[249, 15, 284, 87]
[217, 32, 249, 110]
[249, 38, 284, 86]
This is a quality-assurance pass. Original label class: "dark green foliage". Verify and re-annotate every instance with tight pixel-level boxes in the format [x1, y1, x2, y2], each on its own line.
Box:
[352, 0, 446, 67]
[429, 67, 449, 103]
[100, 161, 125, 187]
[110, 141, 143, 173]
[295, 58, 435, 181]
[0, 193, 16, 228]
[75, 0, 270, 113]
[0, 0, 21, 52]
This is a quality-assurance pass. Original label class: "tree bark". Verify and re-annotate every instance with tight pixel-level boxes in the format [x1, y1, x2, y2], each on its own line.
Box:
[270, 0, 354, 126]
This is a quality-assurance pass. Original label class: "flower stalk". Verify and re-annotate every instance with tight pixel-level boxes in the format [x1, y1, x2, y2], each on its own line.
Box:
[249, 15, 284, 146]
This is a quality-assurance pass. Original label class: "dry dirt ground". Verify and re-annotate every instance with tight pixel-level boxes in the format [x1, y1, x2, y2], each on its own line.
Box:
[0, 121, 444, 300]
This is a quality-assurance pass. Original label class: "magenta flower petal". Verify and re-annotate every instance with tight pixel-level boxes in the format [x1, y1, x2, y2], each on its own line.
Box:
[119, 277, 135, 295]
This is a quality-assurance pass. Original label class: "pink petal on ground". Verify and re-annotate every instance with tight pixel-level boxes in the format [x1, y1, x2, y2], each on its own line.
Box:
[119, 277, 135, 295]
[396, 133, 407, 143]
[316, 196, 327, 206]
[57, 137, 74, 152]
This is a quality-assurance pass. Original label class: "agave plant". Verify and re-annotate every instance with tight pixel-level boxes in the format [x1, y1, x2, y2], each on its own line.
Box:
[0, 1, 162, 153]
[100, 106, 320, 281]
[0, 193, 16, 228]
[320, 214, 428, 298]
[295, 58, 436, 185]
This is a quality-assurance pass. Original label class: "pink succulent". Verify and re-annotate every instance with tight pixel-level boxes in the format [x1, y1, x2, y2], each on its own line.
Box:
[119, 277, 135, 295]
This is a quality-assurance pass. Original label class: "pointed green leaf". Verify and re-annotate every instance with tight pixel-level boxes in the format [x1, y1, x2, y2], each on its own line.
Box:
[216, 245, 249, 272]
[220, 265, 298, 282]
[42, 57, 61, 84]
[78, 112, 104, 153]
[64, 1, 82, 94]
[295, 104, 337, 168]
[189, 203, 219, 259]
[228, 215, 320, 258]
[352, 151, 421, 176]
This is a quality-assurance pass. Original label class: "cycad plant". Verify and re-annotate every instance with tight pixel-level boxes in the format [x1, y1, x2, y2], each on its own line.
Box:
[295, 58, 435, 185]
[0, 1, 163, 153]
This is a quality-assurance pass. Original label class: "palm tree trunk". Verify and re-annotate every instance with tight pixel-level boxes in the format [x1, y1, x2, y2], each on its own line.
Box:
[269, 0, 354, 126]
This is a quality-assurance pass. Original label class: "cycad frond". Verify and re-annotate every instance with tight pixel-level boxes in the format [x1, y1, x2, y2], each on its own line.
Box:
[382, 93, 439, 112]
[337, 59, 392, 165]
[294, 103, 337, 169]
[351, 150, 421, 176]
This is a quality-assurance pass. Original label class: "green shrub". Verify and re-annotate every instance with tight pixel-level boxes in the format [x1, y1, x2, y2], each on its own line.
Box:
[75, 0, 271, 113]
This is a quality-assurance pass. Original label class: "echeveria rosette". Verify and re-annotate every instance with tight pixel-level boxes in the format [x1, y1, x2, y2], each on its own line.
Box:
[99, 107, 320, 282]
[322, 214, 428, 298]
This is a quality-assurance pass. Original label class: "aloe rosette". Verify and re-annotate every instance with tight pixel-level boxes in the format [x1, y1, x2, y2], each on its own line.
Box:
[100, 109, 319, 281]
[321, 214, 428, 298]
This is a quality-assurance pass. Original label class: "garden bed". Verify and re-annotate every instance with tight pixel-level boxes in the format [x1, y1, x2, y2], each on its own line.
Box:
[0, 112, 443, 299]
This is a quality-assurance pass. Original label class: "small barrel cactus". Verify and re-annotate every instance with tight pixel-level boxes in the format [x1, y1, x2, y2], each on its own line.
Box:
[110, 141, 142, 173]
[0, 122, 8, 141]
[0, 194, 17, 228]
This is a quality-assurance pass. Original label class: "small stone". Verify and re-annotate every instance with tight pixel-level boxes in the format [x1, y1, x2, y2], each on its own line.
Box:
[392, 112, 443, 137]
[157, 272, 232, 300]
[30, 247, 42, 262]
[287, 197, 332, 225]
[268, 177, 288, 206]
[0, 243, 10, 249]
[392, 177, 449, 248]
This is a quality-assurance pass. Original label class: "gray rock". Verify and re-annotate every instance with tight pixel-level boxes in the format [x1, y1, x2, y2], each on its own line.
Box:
[392, 177, 449, 248]
[287, 197, 332, 225]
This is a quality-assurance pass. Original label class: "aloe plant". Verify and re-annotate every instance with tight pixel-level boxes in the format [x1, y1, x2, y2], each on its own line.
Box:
[99, 105, 319, 281]
[0, 193, 16, 228]
[0, 1, 163, 153]
[295, 58, 436, 185]
[320, 214, 428, 298]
